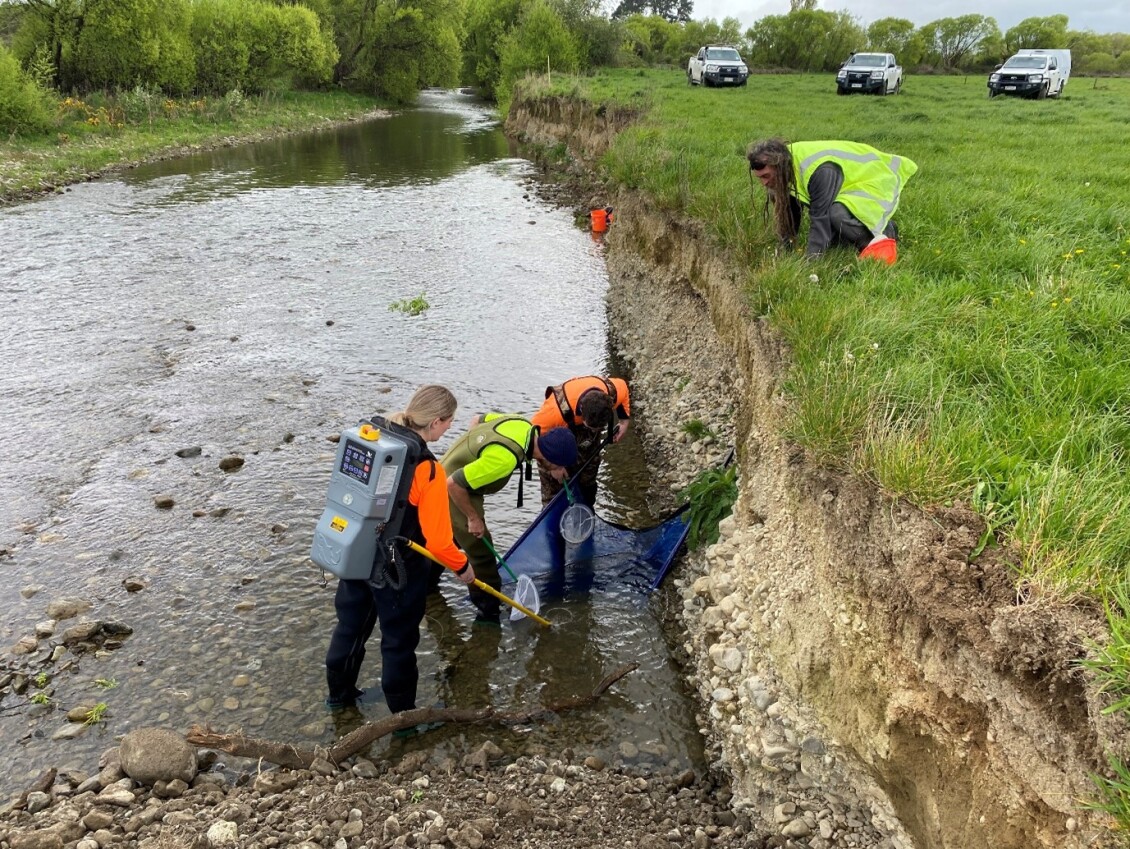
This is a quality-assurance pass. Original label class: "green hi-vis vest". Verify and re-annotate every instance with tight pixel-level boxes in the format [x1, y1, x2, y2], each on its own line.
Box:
[789, 141, 918, 237]
[441, 415, 532, 495]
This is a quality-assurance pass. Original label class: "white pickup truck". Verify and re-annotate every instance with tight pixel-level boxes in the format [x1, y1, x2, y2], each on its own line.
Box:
[835, 52, 902, 95]
[988, 49, 1071, 99]
[687, 45, 749, 87]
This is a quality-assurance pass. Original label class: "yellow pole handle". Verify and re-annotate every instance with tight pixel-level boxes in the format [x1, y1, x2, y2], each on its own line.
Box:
[404, 540, 551, 628]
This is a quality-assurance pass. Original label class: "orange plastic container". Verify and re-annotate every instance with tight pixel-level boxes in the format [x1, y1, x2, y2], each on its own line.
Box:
[590, 208, 608, 233]
[860, 237, 897, 265]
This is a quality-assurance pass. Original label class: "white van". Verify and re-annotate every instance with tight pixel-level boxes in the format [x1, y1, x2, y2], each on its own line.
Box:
[988, 49, 1071, 99]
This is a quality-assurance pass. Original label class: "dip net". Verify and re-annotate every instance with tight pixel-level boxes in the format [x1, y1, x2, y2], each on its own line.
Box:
[499, 487, 690, 595]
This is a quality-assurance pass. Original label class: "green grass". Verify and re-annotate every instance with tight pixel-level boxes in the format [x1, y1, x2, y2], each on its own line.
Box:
[516, 69, 1130, 826]
[0, 88, 385, 203]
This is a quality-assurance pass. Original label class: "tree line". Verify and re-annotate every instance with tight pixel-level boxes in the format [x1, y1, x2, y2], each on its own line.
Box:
[1, 0, 1128, 137]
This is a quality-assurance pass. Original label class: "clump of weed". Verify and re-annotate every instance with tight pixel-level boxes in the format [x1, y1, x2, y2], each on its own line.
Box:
[679, 464, 738, 549]
[389, 293, 429, 316]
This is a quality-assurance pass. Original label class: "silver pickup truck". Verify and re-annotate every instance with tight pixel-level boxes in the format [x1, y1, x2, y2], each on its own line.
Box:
[687, 45, 749, 88]
[836, 52, 903, 95]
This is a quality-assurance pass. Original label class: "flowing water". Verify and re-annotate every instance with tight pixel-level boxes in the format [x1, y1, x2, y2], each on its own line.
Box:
[0, 90, 703, 794]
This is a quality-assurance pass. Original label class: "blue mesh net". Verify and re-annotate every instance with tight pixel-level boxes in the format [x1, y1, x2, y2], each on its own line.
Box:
[500, 487, 690, 596]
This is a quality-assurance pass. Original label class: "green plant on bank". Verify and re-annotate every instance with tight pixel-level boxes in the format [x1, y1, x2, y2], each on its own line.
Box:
[83, 702, 109, 726]
[34, 671, 49, 688]
[680, 465, 738, 550]
[0, 88, 384, 203]
[410, 789, 425, 804]
[518, 69, 1130, 829]
[94, 678, 118, 690]
[680, 418, 714, 441]
[389, 293, 430, 316]
[28, 692, 50, 705]
[1084, 754, 1130, 834]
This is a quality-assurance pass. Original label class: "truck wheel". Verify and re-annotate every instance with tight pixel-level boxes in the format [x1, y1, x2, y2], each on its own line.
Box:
[687, 69, 693, 85]
[1036, 83, 1048, 100]
[988, 89, 998, 99]
[893, 79, 902, 95]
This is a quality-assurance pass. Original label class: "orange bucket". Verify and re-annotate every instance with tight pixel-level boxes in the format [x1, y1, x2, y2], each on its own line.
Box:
[860, 237, 897, 265]
[590, 208, 608, 233]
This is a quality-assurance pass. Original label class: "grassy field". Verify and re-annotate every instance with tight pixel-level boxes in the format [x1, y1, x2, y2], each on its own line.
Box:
[0, 88, 384, 204]
[519, 68, 1130, 814]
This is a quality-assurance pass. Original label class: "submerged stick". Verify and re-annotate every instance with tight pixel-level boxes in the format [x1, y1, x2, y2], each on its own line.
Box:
[186, 662, 638, 770]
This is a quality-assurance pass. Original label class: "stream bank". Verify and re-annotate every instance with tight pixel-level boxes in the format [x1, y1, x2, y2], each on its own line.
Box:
[505, 93, 1123, 849]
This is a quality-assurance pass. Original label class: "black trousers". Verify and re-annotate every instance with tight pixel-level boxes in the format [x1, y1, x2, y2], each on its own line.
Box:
[325, 565, 430, 713]
[829, 202, 897, 252]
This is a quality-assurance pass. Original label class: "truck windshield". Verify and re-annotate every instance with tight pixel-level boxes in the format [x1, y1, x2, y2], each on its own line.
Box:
[847, 54, 885, 67]
[1003, 57, 1047, 69]
[706, 49, 742, 61]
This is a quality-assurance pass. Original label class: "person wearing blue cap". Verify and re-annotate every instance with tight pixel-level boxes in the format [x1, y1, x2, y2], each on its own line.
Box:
[440, 414, 577, 622]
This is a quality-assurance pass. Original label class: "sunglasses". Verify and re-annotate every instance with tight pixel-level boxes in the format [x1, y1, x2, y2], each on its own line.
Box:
[749, 159, 770, 171]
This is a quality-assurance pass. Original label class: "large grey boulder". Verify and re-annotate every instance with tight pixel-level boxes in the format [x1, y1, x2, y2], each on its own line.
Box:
[118, 728, 198, 785]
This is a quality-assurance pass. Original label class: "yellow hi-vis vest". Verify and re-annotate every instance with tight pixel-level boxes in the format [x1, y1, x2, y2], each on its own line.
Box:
[789, 141, 918, 238]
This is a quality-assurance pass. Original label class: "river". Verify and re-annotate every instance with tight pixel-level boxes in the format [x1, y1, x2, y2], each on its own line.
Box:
[0, 90, 703, 795]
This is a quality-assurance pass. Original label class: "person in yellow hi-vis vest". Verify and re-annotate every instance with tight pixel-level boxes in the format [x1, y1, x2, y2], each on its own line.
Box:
[746, 138, 918, 264]
[441, 415, 577, 623]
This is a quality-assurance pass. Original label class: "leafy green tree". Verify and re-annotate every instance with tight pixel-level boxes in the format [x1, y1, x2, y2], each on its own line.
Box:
[462, 0, 523, 98]
[351, 0, 464, 102]
[553, 0, 622, 67]
[74, 0, 163, 90]
[190, 0, 251, 92]
[0, 41, 52, 133]
[1081, 51, 1116, 74]
[747, 9, 863, 72]
[918, 14, 999, 70]
[611, 0, 691, 24]
[13, 0, 87, 90]
[153, 0, 195, 94]
[495, 0, 579, 111]
[1004, 15, 1069, 53]
[865, 17, 924, 66]
[620, 13, 674, 64]
[1, 2, 26, 45]
[1065, 29, 1109, 58]
[243, 2, 335, 91]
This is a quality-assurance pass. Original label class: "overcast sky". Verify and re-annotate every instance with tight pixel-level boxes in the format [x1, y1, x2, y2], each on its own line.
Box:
[691, 0, 1128, 35]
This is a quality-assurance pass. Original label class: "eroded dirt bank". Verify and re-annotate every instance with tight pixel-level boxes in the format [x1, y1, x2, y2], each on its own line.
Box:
[506, 93, 1123, 849]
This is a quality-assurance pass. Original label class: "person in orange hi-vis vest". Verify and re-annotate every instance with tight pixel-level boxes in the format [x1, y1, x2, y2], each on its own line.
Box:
[530, 375, 630, 505]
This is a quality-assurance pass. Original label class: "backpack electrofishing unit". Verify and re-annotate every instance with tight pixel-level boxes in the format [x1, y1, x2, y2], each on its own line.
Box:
[310, 416, 425, 586]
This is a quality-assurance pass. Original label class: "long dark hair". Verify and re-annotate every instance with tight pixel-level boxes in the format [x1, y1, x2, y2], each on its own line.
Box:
[746, 138, 797, 244]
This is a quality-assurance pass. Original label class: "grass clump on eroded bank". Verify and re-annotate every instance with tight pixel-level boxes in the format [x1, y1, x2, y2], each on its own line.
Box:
[0, 88, 383, 203]
[516, 68, 1130, 819]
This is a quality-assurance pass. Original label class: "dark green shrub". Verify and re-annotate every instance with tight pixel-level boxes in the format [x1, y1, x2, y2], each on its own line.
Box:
[0, 45, 53, 136]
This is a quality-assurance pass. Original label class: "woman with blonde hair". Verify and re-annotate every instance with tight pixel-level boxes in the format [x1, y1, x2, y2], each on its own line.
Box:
[325, 384, 475, 712]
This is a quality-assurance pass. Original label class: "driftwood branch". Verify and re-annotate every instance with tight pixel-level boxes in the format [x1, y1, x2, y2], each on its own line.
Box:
[186, 662, 638, 770]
